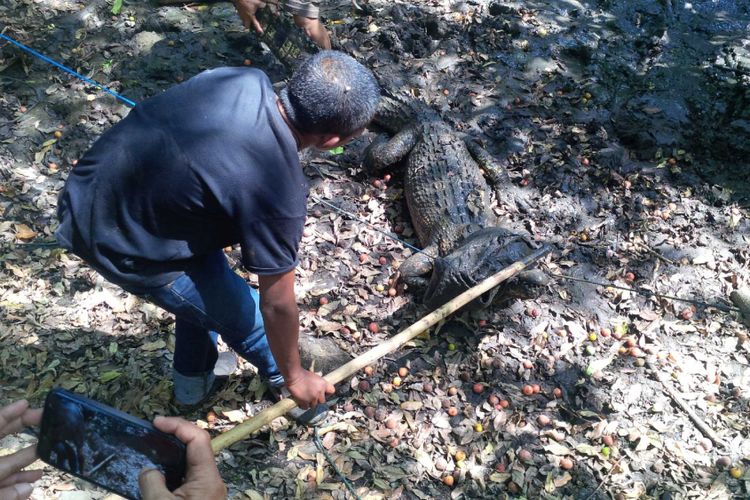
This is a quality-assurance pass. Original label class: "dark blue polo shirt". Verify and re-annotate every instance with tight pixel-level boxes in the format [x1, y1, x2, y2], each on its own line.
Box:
[56, 67, 306, 288]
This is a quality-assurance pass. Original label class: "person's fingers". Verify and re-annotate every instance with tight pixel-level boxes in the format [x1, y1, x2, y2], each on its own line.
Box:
[325, 383, 336, 395]
[0, 483, 33, 500]
[0, 469, 43, 488]
[139, 468, 174, 500]
[251, 17, 264, 34]
[152, 417, 215, 469]
[21, 409, 42, 429]
[0, 401, 29, 437]
[0, 447, 38, 483]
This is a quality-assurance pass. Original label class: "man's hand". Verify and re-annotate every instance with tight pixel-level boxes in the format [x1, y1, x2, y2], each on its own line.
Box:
[139, 417, 226, 500]
[232, 0, 278, 34]
[0, 400, 43, 500]
[285, 370, 335, 409]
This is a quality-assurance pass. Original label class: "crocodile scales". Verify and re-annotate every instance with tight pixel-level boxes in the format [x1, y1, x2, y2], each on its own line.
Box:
[365, 93, 546, 308]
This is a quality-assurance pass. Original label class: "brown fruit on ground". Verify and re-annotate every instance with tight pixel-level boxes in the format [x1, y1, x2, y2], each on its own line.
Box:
[522, 360, 533, 369]
[532, 384, 541, 394]
[518, 449, 532, 462]
[442, 475, 454, 487]
[553, 387, 563, 398]
[423, 382, 434, 393]
[388, 437, 399, 448]
[560, 458, 574, 470]
[488, 395, 500, 406]
[358, 380, 370, 392]
[385, 417, 398, 429]
[473, 383, 484, 394]
[319, 296, 329, 306]
[398, 367, 409, 377]
[447, 406, 459, 417]
[499, 399, 510, 408]
[522, 385, 534, 395]
[448, 386, 458, 396]
[364, 407, 376, 419]
[363, 365, 374, 377]
[454, 450, 466, 462]
[602, 435, 614, 446]
[368, 322, 379, 333]
[379, 256, 388, 265]
[537, 415, 551, 426]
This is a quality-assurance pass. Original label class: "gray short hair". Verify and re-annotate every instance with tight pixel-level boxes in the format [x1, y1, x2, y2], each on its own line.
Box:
[280, 50, 380, 137]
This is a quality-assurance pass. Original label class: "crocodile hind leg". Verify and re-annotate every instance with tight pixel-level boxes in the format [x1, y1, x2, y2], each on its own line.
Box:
[464, 139, 531, 214]
[398, 243, 438, 290]
[363, 126, 420, 175]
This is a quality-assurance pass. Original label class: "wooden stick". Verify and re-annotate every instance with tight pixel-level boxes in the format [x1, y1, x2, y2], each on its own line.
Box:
[211, 245, 551, 453]
[646, 360, 726, 448]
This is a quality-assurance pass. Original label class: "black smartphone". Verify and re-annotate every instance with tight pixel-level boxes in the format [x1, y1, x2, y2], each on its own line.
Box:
[37, 388, 187, 500]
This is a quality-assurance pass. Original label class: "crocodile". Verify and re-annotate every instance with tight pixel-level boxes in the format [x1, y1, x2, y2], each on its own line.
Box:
[364, 93, 547, 309]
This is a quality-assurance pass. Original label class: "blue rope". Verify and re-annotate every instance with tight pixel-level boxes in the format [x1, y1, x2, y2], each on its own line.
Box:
[0, 32, 137, 108]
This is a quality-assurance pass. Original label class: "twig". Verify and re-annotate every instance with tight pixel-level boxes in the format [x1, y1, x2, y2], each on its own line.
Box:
[633, 239, 675, 265]
[646, 361, 726, 448]
[584, 457, 624, 500]
[88, 453, 116, 476]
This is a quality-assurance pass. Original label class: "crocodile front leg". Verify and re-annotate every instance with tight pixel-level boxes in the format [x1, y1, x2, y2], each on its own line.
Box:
[363, 125, 421, 175]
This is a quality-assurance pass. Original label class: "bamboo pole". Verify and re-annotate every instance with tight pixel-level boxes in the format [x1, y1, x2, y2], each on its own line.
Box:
[211, 245, 551, 453]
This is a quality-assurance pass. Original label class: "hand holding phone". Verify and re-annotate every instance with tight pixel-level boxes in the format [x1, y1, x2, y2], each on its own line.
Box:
[138, 416, 226, 500]
[0, 400, 44, 500]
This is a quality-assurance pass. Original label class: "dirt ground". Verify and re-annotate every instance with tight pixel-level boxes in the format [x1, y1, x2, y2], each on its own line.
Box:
[1, 0, 750, 499]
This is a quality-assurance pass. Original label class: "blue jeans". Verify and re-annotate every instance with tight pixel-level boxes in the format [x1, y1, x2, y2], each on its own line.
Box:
[127, 252, 282, 381]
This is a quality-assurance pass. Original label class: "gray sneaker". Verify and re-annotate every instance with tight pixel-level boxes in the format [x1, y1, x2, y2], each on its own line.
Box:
[173, 352, 238, 407]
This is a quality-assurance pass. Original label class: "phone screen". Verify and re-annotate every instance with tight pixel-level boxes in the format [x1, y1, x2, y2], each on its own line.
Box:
[37, 388, 187, 500]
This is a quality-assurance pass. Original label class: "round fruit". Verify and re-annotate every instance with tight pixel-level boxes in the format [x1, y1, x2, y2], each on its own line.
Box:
[447, 406, 459, 417]
[447, 343, 457, 351]
[602, 435, 614, 447]
[582, 157, 590, 166]
[507, 482, 519, 494]
[448, 386, 458, 396]
[358, 380, 370, 392]
[388, 437, 399, 448]
[364, 407, 376, 419]
[730, 467, 743, 479]
[368, 322, 379, 333]
[518, 449, 532, 462]
[473, 383, 484, 394]
[680, 308, 693, 320]
[560, 458, 574, 470]
[522, 360, 533, 369]
[375, 284, 385, 292]
[522, 385, 534, 396]
[423, 382, 433, 393]
[537, 415, 551, 426]
[474, 422, 484, 432]
[364, 366, 374, 377]
[600, 328, 611, 338]
[532, 384, 541, 394]
[359, 254, 368, 263]
[398, 367, 409, 377]
[717, 457, 731, 468]
[388, 287, 398, 297]
[495, 463, 506, 472]
[478, 319, 488, 327]
[553, 387, 563, 398]
[454, 450, 466, 462]
[499, 399, 510, 408]
[319, 296, 329, 306]
[624, 272, 635, 282]
[54, 130, 62, 138]
[383, 174, 392, 182]
[385, 417, 398, 429]
[488, 395, 500, 406]
[392, 376, 402, 387]
[379, 256, 388, 265]
[372, 179, 382, 189]
[442, 475, 454, 487]
[589, 332, 598, 342]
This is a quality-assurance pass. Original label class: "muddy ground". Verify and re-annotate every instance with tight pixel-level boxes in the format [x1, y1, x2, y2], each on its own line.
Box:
[1, 0, 750, 498]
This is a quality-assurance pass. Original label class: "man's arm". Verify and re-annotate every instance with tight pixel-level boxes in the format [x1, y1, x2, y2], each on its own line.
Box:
[258, 270, 335, 408]
[233, 0, 276, 34]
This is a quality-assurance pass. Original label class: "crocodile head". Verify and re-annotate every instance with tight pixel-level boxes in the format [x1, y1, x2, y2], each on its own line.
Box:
[422, 227, 549, 310]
